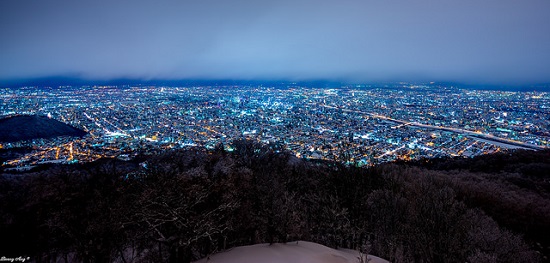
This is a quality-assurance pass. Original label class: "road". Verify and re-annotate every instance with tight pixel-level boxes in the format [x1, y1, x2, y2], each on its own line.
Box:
[321, 104, 546, 151]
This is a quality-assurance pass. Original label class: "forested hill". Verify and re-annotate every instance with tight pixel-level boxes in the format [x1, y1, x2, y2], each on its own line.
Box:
[0, 141, 549, 263]
[0, 115, 86, 142]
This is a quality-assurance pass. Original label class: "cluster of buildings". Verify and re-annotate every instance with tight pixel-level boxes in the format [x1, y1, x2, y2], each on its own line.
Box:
[1, 84, 548, 168]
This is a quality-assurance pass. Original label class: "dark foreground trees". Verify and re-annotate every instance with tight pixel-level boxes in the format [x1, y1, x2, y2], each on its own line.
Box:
[0, 143, 547, 262]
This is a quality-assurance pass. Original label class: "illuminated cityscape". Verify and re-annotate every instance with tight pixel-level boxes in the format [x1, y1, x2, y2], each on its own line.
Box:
[1, 84, 548, 169]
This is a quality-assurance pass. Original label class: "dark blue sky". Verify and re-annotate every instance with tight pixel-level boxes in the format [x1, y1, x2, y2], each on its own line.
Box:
[1, 0, 550, 85]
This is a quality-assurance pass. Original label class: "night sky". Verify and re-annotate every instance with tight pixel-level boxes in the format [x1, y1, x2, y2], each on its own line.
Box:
[1, 0, 550, 85]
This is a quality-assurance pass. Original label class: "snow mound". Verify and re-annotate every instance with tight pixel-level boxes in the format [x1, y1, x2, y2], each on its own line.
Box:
[194, 241, 389, 263]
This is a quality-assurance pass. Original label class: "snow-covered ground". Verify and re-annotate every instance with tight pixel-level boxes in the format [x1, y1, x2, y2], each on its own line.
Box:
[194, 241, 389, 263]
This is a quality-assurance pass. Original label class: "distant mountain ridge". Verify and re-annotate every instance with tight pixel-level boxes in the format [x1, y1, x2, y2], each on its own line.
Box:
[2, 76, 549, 91]
[0, 76, 345, 89]
[0, 115, 86, 142]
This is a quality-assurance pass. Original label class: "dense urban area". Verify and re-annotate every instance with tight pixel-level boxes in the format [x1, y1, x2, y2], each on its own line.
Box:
[1, 84, 549, 168]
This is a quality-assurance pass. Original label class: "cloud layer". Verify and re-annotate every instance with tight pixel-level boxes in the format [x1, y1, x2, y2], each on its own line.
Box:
[1, 0, 550, 84]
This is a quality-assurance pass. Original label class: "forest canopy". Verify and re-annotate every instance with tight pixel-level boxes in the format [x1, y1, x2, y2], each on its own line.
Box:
[0, 140, 548, 263]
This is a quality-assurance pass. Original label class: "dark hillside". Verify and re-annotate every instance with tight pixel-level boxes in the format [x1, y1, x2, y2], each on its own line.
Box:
[0, 115, 87, 142]
[408, 149, 550, 260]
[412, 149, 550, 176]
[0, 141, 547, 262]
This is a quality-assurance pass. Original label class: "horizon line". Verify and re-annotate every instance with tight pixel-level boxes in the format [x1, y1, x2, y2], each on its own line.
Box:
[1, 76, 550, 91]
